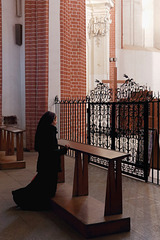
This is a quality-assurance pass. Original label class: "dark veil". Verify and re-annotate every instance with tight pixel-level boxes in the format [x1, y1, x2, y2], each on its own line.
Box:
[34, 111, 56, 151]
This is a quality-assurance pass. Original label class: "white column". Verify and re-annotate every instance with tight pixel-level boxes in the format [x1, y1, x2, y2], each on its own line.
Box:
[48, 0, 60, 112]
[86, 0, 114, 94]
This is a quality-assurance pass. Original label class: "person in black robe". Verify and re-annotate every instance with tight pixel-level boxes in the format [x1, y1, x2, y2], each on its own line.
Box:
[12, 111, 68, 210]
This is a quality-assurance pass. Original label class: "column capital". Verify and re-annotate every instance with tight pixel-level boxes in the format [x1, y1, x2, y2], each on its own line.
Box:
[87, 0, 114, 39]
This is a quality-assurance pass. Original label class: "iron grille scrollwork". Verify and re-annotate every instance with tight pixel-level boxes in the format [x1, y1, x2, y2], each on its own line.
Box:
[116, 74, 152, 101]
[88, 78, 148, 181]
[54, 76, 150, 182]
[90, 81, 112, 103]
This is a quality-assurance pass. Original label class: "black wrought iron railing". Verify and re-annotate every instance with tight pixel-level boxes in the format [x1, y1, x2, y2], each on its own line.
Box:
[54, 78, 160, 185]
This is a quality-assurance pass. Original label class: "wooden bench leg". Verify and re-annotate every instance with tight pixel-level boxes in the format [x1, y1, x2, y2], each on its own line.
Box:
[104, 159, 122, 216]
[116, 159, 122, 212]
[73, 151, 88, 197]
[6, 132, 14, 156]
[16, 132, 23, 161]
[0, 129, 3, 151]
[58, 154, 65, 183]
[82, 153, 89, 195]
[0, 129, 6, 151]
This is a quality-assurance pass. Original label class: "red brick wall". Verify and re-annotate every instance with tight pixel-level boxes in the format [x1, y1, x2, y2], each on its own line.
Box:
[0, 1, 2, 124]
[25, 0, 49, 150]
[59, 0, 86, 140]
[25, 0, 86, 149]
[60, 0, 86, 99]
[109, 6, 116, 87]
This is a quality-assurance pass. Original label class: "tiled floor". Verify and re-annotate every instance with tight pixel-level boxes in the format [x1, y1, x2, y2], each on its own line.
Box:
[0, 152, 160, 240]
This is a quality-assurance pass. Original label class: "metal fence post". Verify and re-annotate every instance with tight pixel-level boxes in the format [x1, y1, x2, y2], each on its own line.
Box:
[87, 99, 91, 146]
[144, 101, 149, 182]
[111, 102, 116, 150]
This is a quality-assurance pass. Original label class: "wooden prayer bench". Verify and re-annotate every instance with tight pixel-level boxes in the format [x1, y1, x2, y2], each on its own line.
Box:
[0, 126, 25, 170]
[51, 139, 130, 238]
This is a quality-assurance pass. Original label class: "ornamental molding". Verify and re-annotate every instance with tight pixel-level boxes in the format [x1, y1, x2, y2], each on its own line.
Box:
[86, 0, 114, 9]
[86, 0, 114, 46]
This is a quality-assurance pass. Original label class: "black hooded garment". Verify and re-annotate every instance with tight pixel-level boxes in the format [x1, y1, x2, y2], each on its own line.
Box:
[12, 111, 67, 210]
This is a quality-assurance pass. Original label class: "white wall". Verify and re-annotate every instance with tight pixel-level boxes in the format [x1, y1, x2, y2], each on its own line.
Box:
[86, 1, 113, 94]
[48, 0, 60, 112]
[154, 0, 160, 49]
[2, 0, 25, 128]
[123, 0, 154, 48]
[116, 0, 160, 94]
[117, 49, 154, 87]
[2, 0, 61, 128]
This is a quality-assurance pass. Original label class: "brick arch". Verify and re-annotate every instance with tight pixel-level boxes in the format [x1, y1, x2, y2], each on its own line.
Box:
[25, 0, 49, 150]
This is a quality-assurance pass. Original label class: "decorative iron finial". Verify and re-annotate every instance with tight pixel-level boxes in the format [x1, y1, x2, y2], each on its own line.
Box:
[123, 74, 128, 79]
[54, 95, 59, 103]
[95, 79, 103, 85]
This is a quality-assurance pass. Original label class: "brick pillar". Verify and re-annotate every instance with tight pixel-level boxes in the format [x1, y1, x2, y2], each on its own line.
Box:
[0, 0, 2, 124]
[109, 6, 116, 89]
[60, 0, 86, 99]
[25, 0, 49, 150]
[60, 0, 86, 140]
